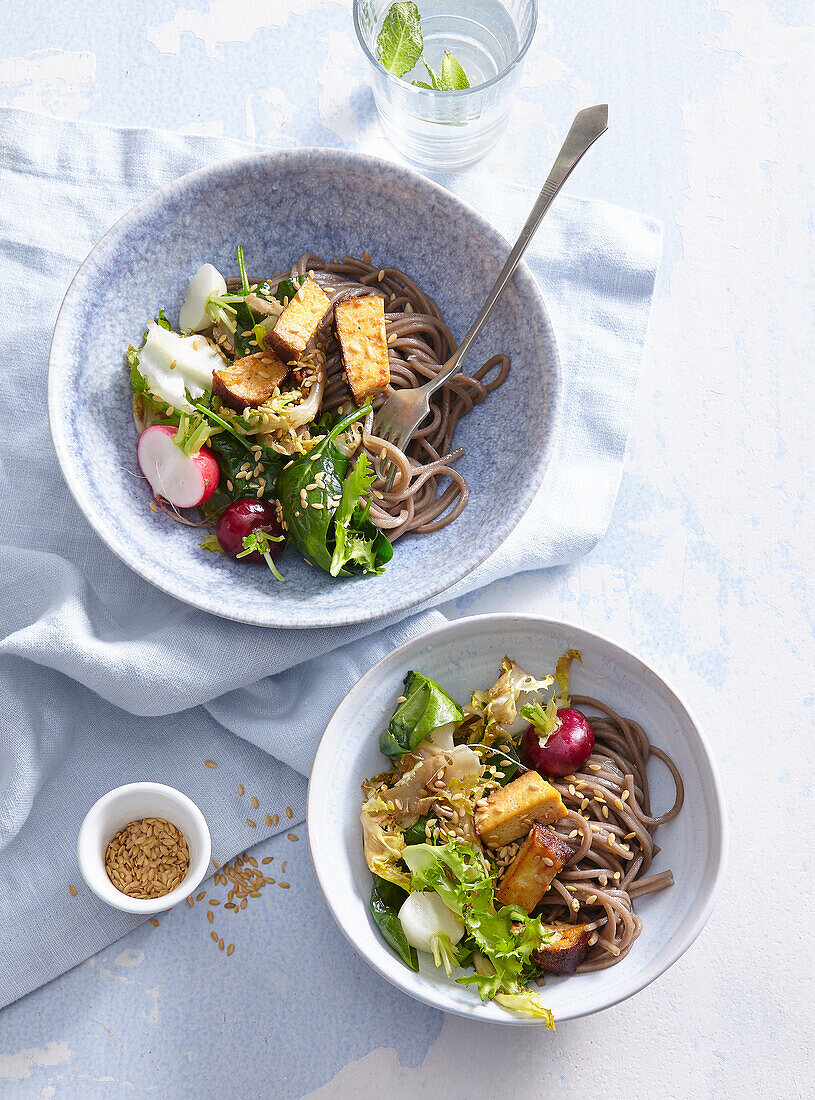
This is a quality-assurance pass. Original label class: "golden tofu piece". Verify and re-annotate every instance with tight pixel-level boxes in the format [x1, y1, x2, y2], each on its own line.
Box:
[495, 824, 571, 911]
[474, 771, 567, 849]
[334, 296, 390, 405]
[532, 922, 592, 975]
[212, 351, 288, 411]
[268, 276, 330, 362]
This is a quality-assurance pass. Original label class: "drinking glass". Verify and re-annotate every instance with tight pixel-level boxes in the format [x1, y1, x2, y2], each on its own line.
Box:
[354, 0, 538, 170]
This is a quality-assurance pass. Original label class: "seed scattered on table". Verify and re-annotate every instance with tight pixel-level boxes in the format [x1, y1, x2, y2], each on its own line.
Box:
[262, 856, 273, 865]
[251, 796, 259, 809]
[68, 884, 77, 897]
[279, 882, 290, 890]
[204, 760, 217, 769]
[104, 817, 189, 899]
[149, 918, 159, 927]
[197, 891, 206, 901]
[271, 814, 279, 826]
[219, 938, 224, 950]
[227, 944, 235, 956]
[207, 911, 214, 924]
[281, 861, 287, 874]
[186, 896, 194, 907]
[265, 814, 273, 826]
[285, 807, 293, 819]
[287, 833, 298, 842]
[246, 819, 256, 828]
[211, 930, 218, 942]
[238, 784, 244, 796]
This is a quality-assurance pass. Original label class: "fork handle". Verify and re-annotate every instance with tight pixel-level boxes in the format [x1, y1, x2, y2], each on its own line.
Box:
[423, 104, 609, 395]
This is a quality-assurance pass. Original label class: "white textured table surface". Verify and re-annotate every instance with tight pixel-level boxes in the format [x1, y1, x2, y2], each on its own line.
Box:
[1, 2, 813, 1097]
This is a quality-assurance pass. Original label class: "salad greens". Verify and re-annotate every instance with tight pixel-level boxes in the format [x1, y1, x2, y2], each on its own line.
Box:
[379, 670, 464, 757]
[520, 648, 582, 746]
[403, 840, 554, 1026]
[276, 405, 393, 576]
[370, 876, 419, 971]
[360, 656, 591, 1022]
[129, 245, 403, 583]
[377, 2, 471, 89]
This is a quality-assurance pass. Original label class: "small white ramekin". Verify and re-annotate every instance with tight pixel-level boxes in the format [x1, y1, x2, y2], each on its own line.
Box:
[77, 782, 212, 914]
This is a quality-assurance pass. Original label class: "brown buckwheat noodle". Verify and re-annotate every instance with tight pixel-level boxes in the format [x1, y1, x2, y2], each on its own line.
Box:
[537, 695, 684, 971]
[226, 255, 509, 539]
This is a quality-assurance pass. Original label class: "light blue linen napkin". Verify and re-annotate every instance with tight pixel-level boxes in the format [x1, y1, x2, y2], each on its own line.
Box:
[0, 106, 662, 1008]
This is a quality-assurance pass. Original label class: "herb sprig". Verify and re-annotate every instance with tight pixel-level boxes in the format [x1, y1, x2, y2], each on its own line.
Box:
[377, 2, 471, 90]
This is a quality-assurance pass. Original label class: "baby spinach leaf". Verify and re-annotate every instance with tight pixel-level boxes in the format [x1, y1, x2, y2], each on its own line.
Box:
[276, 404, 368, 574]
[370, 876, 418, 971]
[377, 1, 423, 78]
[379, 671, 464, 757]
[402, 815, 432, 846]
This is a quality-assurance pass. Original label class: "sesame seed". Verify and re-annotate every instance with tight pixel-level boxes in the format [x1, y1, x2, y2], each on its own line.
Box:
[238, 784, 244, 796]
[251, 796, 259, 809]
[246, 819, 256, 828]
[587, 894, 598, 904]
[68, 884, 77, 897]
[204, 760, 217, 768]
[589, 764, 601, 772]
[286, 807, 293, 819]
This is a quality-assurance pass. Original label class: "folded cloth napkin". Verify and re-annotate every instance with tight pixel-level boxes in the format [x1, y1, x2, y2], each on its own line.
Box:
[0, 107, 662, 1009]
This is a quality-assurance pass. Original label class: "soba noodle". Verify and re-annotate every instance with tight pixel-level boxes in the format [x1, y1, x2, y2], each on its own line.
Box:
[534, 695, 685, 971]
[226, 255, 509, 540]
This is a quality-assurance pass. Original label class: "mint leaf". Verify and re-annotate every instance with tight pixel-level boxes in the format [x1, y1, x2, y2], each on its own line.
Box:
[411, 80, 435, 90]
[440, 50, 470, 90]
[421, 59, 442, 89]
[377, 2, 423, 78]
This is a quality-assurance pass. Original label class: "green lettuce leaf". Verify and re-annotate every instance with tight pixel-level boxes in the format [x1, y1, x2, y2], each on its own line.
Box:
[379, 671, 464, 757]
[402, 840, 554, 1024]
[330, 452, 393, 577]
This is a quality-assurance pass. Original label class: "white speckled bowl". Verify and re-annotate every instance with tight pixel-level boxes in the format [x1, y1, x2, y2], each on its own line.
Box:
[48, 149, 561, 628]
[308, 614, 727, 1025]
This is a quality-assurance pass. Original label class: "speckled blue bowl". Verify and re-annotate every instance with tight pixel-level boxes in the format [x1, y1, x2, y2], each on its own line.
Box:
[48, 149, 561, 628]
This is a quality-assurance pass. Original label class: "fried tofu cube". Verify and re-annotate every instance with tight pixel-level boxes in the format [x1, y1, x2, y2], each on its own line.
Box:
[474, 771, 567, 849]
[212, 351, 288, 411]
[495, 824, 572, 911]
[532, 922, 593, 975]
[334, 296, 390, 405]
[268, 276, 330, 362]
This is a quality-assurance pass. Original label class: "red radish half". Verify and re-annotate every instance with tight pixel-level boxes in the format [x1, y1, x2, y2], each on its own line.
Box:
[137, 425, 219, 508]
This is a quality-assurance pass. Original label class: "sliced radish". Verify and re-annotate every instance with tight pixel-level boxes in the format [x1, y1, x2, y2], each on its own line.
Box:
[137, 425, 219, 508]
[179, 264, 228, 332]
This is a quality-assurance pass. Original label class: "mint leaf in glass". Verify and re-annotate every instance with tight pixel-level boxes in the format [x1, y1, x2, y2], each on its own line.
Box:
[377, 2, 424, 78]
[440, 50, 470, 90]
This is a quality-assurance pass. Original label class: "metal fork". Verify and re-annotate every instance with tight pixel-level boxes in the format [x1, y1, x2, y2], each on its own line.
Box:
[373, 104, 609, 488]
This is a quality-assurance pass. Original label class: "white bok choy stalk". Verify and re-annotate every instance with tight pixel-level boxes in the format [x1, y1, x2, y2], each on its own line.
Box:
[398, 891, 465, 976]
